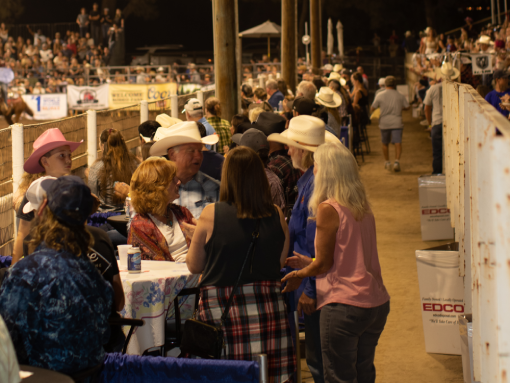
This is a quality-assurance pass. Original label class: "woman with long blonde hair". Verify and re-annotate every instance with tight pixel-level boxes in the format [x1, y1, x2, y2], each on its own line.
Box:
[282, 142, 390, 383]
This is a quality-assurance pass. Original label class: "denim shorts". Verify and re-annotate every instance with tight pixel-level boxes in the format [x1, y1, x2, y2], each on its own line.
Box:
[380, 128, 403, 144]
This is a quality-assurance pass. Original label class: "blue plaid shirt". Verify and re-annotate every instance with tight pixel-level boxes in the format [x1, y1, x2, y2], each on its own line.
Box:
[174, 171, 220, 218]
[198, 117, 216, 150]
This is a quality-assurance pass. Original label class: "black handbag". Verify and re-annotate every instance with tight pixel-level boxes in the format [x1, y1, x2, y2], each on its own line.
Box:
[180, 219, 261, 359]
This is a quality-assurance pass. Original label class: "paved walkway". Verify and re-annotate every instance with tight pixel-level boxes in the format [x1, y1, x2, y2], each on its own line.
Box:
[301, 111, 463, 383]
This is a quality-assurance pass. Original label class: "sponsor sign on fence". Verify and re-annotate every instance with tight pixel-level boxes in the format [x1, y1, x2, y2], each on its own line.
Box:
[67, 84, 109, 110]
[22, 93, 68, 120]
[109, 83, 178, 109]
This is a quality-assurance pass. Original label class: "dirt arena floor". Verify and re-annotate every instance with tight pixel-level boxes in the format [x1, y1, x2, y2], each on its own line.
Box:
[301, 111, 464, 383]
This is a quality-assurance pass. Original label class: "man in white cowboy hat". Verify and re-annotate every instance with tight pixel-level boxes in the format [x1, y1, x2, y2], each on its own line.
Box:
[477, 35, 495, 53]
[371, 75, 410, 172]
[13, 128, 83, 265]
[423, 62, 460, 174]
[315, 86, 343, 137]
[268, 115, 331, 383]
[333, 64, 343, 73]
[149, 121, 219, 218]
[182, 98, 216, 149]
[321, 63, 333, 76]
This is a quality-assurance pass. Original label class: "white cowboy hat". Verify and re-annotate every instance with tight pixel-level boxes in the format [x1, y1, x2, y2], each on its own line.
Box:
[424, 62, 460, 80]
[333, 64, 343, 73]
[321, 64, 333, 71]
[267, 115, 326, 152]
[155, 113, 182, 128]
[150, 121, 219, 156]
[315, 87, 342, 108]
[328, 72, 347, 86]
[478, 35, 494, 45]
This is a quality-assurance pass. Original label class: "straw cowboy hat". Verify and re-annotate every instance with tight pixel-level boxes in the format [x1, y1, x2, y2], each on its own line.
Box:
[333, 64, 343, 73]
[478, 35, 494, 45]
[155, 113, 182, 129]
[328, 72, 347, 86]
[24, 128, 82, 174]
[424, 62, 460, 80]
[321, 64, 333, 71]
[315, 87, 342, 108]
[150, 121, 218, 156]
[268, 115, 340, 152]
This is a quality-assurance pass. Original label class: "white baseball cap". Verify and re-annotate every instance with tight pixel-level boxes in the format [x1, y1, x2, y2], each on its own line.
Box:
[182, 98, 203, 114]
[23, 176, 58, 214]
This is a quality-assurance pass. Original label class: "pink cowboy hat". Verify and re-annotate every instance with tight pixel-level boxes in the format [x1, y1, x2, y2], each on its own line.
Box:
[24, 128, 83, 174]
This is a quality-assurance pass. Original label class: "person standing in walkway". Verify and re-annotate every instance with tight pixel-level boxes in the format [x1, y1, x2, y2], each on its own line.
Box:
[268, 115, 328, 383]
[282, 142, 390, 383]
[371, 76, 410, 172]
[424, 82, 443, 174]
[76, 8, 89, 38]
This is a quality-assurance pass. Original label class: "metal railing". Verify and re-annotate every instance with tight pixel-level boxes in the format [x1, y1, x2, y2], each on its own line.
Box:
[4, 23, 79, 43]
[0, 89, 215, 256]
[443, 80, 510, 382]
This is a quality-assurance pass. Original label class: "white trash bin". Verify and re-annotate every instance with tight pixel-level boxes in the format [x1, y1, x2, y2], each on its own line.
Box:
[418, 175, 455, 241]
[416, 243, 464, 355]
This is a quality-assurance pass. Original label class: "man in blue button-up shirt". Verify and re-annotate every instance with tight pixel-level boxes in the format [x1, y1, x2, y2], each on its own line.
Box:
[268, 115, 328, 383]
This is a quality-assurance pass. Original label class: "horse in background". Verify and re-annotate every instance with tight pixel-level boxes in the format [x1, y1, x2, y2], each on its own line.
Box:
[0, 94, 34, 125]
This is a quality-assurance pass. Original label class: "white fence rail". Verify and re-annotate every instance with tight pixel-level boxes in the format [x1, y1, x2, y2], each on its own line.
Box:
[444, 80, 510, 383]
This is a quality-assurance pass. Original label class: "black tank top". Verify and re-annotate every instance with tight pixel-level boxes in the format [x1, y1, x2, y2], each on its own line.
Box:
[200, 202, 285, 287]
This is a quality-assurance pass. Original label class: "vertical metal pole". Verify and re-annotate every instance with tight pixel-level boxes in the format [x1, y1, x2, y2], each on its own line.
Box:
[212, 0, 239, 122]
[86, 110, 97, 167]
[140, 100, 148, 123]
[170, 94, 179, 119]
[310, 0, 321, 74]
[305, 22, 310, 66]
[492, 0, 496, 25]
[12, 123, 24, 237]
[294, 312, 302, 383]
[282, 0, 297, 93]
[196, 90, 204, 109]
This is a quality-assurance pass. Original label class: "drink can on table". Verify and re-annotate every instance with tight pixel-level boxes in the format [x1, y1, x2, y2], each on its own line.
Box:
[125, 196, 132, 218]
[128, 247, 141, 273]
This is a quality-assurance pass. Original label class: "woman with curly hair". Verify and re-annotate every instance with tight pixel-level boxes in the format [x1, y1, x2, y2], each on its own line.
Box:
[0, 176, 113, 374]
[128, 158, 196, 262]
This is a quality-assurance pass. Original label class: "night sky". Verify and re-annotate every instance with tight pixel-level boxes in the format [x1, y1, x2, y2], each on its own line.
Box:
[14, 0, 493, 57]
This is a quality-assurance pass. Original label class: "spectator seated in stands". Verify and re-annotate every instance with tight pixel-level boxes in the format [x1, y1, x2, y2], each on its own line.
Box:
[149, 121, 220, 218]
[128, 158, 196, 262]
[232, 128, 285, 210]
[0, 176, 113, 374]
[186, 146, 295, 383]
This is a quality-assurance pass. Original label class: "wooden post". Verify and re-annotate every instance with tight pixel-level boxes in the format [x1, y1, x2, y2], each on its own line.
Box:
[282, 0, 297, 92]
[310, 0, 321, 74]
[212, 0, 239, 121]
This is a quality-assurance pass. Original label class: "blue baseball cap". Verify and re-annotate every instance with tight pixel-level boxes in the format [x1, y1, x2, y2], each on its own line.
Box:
[47, 176, 93, 226]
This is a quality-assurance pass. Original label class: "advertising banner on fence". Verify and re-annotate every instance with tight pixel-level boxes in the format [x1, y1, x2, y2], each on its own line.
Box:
[471, 54, 493, 75]
[67, 84, 109, 110]
[108, 83, 178, 109]
[22, 93, 68, 120]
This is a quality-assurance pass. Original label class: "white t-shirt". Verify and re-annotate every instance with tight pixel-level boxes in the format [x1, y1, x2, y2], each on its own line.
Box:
[371, 88, 409, 130]
[149, 213, 188, 262]
[423, 83, 443, 126]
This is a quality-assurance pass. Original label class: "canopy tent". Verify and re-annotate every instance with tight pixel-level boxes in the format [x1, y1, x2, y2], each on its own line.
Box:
[239, 20, 281, 58]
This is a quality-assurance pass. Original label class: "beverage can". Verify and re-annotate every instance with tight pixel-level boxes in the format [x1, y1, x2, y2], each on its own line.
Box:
[125, 196, 132, 218]
[128, 247, 141, 273]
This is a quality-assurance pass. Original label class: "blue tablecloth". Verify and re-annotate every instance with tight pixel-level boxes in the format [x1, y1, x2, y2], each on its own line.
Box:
[87, 212, 122, 228]
[99, 353, 260, 383]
